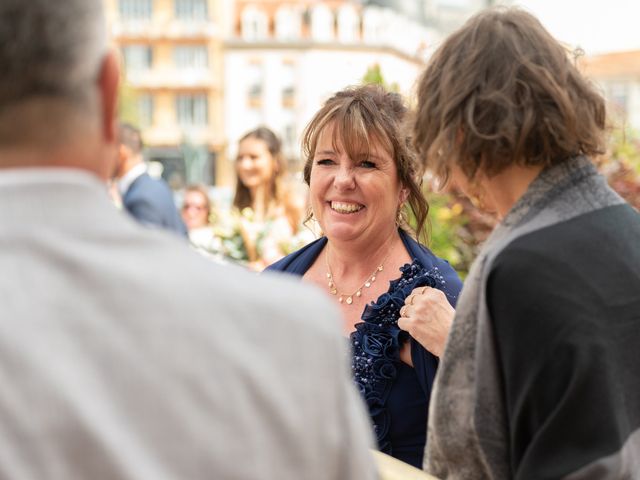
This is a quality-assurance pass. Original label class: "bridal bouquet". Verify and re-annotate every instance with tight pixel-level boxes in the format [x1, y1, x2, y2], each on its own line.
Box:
[205, 207, 314, 269]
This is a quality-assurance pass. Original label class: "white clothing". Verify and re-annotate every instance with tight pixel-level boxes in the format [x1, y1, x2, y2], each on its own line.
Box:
[0, 168, 376, 480]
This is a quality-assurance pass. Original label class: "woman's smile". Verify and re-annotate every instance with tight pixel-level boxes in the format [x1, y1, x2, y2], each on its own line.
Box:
[329, 201, 364, 214]
[309, 123, 403, 244]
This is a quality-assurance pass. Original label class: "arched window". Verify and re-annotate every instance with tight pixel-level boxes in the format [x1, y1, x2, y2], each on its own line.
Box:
[337, 5, 359, 43]
[241, 5, 268, 41]
[310, 5, 334, 42]
[275, 6, 302, 41]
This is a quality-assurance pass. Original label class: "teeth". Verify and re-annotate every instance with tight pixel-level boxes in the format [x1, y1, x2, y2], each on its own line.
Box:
[331, 201, 363, 213]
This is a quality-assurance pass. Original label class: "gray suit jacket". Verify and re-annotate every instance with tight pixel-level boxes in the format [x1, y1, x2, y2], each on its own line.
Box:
[0, 168, 376, 480]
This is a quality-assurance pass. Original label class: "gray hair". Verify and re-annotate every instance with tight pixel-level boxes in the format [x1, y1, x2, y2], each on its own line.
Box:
[0, 0, 108, 127]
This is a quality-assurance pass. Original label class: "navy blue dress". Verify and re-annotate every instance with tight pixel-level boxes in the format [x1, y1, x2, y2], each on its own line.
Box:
[267, 230, 462, 468]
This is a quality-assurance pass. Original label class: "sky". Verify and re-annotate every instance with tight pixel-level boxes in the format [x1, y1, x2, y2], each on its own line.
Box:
[504, 0, 640, 54]
[439, 0, 640, 54]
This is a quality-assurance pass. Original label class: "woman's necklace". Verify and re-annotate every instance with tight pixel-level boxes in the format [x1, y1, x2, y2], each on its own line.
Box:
[325, 245, 392, 306]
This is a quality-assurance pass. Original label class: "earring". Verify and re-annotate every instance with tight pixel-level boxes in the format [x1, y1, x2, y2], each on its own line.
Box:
[303, 206, 323, 238]
[467, 179, 488, 211]
[395, 207, 405, 227]
[305, 205, 314, 222]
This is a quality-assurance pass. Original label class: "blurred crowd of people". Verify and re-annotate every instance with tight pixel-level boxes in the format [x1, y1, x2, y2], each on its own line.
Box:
[109, 123, 314, 271]
[181, 127, 314, 270]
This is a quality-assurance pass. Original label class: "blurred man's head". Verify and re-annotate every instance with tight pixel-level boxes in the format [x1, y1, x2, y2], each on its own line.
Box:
[119, 123, 144, 156]
[0, 0, 119, 178]
[114, 123, 145, 179]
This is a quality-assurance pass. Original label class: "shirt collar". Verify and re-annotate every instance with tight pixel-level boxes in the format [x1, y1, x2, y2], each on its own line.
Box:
[117, 162, 147, 196]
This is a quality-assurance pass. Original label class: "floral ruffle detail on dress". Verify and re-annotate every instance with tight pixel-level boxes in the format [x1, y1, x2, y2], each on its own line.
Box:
[350, 260, 448, 454]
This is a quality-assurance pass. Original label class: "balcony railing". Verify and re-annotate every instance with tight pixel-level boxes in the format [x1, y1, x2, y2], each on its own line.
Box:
[111, 19, 218, 39]
[126, 68, 216, 89]
[143, 126, 222, 147]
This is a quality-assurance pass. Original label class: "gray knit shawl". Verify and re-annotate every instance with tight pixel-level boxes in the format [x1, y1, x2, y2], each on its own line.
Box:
[424, 156, 625, 479]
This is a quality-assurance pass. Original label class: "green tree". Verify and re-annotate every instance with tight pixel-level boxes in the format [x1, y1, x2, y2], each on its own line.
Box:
[361, 64, 399, 92]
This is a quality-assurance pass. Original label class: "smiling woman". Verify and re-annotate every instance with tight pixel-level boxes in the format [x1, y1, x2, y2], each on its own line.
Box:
[266, 84, 463, 468]
[227, 126, 308, 270]
[308, 122, 402, 245]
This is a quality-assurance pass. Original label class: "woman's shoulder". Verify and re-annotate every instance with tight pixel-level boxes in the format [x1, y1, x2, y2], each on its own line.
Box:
[265, 236, 326, 274]
[399, 230, 463, 306]
[400, 230, 458, 274]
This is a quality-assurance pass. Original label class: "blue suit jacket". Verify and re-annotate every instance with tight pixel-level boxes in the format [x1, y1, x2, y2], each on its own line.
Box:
[123, 173, 187, 237]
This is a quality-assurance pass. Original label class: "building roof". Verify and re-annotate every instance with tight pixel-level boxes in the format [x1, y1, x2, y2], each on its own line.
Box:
[580, 50, 640, 79]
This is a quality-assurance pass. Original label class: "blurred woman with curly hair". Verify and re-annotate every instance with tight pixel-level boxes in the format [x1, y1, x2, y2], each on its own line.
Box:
[409, 7, 640, 479]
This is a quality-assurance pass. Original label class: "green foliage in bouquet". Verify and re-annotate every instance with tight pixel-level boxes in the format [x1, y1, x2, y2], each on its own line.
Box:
[209, 208, 251, 263]
[207, 207, 315, 267]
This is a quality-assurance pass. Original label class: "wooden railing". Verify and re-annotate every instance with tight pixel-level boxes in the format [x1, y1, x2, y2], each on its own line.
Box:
[372, 450, 440, 480]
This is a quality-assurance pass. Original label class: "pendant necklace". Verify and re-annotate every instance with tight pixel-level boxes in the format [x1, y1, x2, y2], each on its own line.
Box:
[325, 244, 392, 306]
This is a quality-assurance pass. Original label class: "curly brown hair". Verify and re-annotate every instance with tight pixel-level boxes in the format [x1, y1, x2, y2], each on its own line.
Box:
[413, 7, 607, 184]
[302, 84, 429, 242]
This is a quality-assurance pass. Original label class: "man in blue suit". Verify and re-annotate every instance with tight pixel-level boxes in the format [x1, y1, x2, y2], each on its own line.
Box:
[114, 123, 187, 237]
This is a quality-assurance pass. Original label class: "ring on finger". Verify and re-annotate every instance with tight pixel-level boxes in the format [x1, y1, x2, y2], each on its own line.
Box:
[421, 286, 428, 295]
